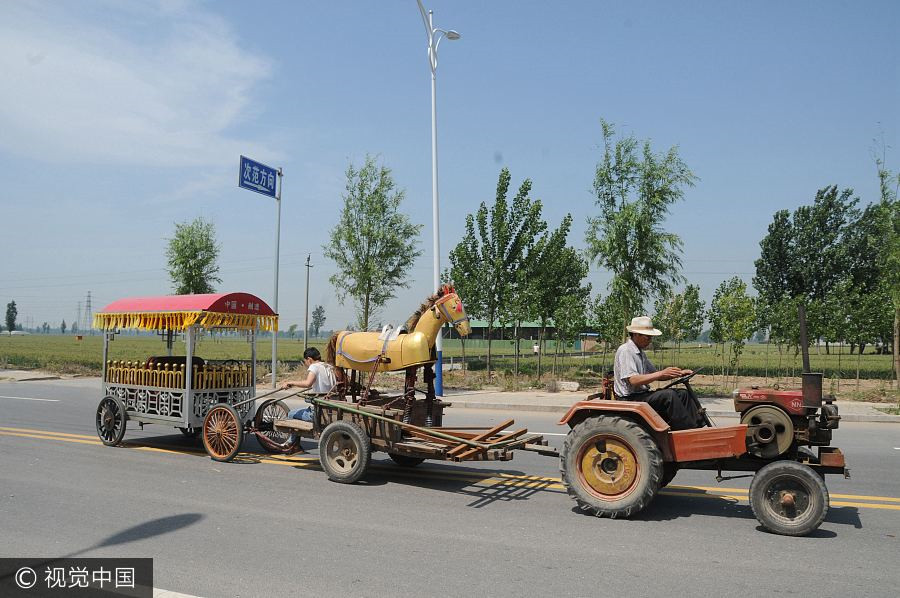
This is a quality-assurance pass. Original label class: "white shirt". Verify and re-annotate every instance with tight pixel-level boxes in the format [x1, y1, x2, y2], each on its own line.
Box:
[614, 338, 657, 397]
[308, 362, 336, 394]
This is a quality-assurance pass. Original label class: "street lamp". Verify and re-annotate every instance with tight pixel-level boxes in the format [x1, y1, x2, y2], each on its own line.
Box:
[417, 0, 460, 397]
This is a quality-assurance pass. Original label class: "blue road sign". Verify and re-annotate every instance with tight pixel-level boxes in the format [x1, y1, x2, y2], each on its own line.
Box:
[239, 155, 278, 198]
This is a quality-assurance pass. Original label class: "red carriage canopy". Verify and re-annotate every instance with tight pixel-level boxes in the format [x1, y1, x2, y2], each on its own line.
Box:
[93, 292, 277, 332]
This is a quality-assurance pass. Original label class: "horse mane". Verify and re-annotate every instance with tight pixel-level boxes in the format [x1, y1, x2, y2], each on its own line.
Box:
[404, 288, 446, 331]
[325, 332, 339, 365]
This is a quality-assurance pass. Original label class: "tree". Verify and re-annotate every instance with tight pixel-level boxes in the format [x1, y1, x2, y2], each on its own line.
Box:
[324, 155, 421, 331]
[552, 293, 588, 376]
[5, 301, 16, 335]
[311, 305, 326, 338]
[708, 277, 756, 388]
[524, 214, 589, 378]
[590, 293, 625, 372]
[287, 324, 298, 340]
[60, 319, 67, 334]
[448, 168, 545, 376]
[165, 216, 222, 295]
[754, 187, 861, 348]
[586, 120, 697, 329]
[681, 285, 706, 343]
[41, 322, 49, 334]
[71, 321, 79, 335]
[873, 147, 900, 383]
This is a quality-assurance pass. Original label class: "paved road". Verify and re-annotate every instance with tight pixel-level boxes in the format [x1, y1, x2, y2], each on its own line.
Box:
[1, 380, 899, 597]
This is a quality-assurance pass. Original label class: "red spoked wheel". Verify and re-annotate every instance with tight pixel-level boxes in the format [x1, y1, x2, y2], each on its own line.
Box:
[202, 404, 243, 462]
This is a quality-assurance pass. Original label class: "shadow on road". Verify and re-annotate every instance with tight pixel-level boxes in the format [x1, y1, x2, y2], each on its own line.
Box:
[0, 513, 204, 582]
[584, 490, 863, 535]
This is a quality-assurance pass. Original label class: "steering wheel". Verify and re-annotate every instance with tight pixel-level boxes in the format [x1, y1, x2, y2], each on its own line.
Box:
[662, 368, 703, 389]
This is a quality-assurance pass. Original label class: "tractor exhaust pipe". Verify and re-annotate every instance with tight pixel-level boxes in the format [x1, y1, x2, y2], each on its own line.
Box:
[798, 304, 823, 408]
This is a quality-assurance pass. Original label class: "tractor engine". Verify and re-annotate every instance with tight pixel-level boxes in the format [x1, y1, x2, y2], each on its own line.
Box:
[733, 373, 840, 459]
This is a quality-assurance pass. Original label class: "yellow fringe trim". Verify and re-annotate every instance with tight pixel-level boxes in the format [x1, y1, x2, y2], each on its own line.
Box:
[93, 311, 278, 332]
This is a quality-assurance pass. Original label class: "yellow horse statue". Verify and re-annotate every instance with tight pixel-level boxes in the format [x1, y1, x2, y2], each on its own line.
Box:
[325, 285, 471, 424]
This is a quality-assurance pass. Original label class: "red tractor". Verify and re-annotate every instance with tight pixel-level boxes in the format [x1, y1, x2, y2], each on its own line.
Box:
[558, 370, 847, 536]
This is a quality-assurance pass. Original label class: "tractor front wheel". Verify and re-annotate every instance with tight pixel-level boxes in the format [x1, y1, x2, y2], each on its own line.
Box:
[749, 461, 828, 536]
[561, 415, 663, 518]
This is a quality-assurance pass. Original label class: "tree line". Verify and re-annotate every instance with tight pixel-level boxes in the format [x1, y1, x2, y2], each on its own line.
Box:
[153, 120, 897, 383]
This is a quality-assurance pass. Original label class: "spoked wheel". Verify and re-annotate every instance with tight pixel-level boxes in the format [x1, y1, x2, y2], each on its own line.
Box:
[561, 415, 663, 518]
[254, 399, 299, 454]
[750, 461, 829, 536]
[319, 420, 371, 484]
[96, 396, 127, 446]
[202, 404, 244, 462]
[389, 453, 426, 468]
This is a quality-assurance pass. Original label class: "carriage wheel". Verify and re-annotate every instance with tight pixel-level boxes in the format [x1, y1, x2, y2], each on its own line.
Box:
[319, 420, 371, 484]
[96, 396, 127, 446]
[202, 404, 243, 462]
[749, 461, 828, 536]
[254, 399, 299, 454]
[561, 415, 662, 518]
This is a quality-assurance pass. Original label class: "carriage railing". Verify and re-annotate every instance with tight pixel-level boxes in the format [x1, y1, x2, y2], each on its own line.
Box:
[105, 361, 253, 390]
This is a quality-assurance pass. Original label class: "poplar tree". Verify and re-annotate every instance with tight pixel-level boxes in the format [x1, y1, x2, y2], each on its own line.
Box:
[324, 156, 421, 331]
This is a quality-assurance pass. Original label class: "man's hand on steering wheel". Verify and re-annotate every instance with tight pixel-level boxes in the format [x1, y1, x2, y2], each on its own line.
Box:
[662, 368, 702, 389]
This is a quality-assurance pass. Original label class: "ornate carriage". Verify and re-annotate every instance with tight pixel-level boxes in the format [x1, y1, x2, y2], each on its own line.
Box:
[92, 292, 277, 445]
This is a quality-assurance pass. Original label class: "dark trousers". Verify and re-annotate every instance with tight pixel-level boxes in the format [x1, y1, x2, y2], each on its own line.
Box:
[628, 389, 701, 431]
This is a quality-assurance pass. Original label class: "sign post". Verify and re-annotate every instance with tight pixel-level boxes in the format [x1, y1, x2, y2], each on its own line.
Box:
[239, 155, 282, 388]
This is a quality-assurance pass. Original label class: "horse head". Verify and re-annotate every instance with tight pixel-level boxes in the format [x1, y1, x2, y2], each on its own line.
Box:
[435, 285, 471, 337]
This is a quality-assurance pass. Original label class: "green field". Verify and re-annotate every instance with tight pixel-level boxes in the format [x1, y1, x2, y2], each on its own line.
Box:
[0, 334, 894, 382]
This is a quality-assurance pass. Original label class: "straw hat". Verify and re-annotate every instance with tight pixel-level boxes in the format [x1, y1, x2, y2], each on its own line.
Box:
[626, 316, 662, 336]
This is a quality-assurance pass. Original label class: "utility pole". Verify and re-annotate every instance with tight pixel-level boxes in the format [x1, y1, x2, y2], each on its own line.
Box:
[304, 254, 312, 351]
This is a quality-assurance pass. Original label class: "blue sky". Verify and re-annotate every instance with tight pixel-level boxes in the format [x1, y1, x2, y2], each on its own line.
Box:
[1, 0, 897, 332]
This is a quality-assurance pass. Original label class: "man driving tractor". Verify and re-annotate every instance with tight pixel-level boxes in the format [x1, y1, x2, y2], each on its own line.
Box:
[614, 316, 703, 430]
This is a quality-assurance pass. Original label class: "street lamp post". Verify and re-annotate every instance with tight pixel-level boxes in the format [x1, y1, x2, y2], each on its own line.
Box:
[417, 0, 460, 397]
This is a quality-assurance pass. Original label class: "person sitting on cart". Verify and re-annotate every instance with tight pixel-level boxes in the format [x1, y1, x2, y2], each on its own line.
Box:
[613, 316, 702, 430]
[280, 347, 336, 422]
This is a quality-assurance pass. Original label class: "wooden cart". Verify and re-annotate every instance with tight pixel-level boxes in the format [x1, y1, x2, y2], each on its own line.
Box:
[92, 292, 278, 446]
[203, 387, 549, 483]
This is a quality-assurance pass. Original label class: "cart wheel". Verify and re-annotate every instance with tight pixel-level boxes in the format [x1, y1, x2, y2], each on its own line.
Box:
[389, 453, 426, 468]
[561, 415, 662, 518]
[749, 460, 829, 536]
[660, 463, 678, 488]
[255, 399, 298, 454]
[319, 420, 371, 484]
[96, 396, 127, 446]
[178, 427, 201, 438]
[202, 404, 244, 462]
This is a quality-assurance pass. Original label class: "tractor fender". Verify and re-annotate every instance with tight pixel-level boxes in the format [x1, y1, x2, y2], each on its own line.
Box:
[559, 400, 670, 432]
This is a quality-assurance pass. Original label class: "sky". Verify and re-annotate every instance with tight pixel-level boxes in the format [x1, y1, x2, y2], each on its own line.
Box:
[1, 0, 898, 333]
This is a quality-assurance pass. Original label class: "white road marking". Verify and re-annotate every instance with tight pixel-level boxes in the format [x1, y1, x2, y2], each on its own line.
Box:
[154, 589, 204, 598]
[0, 395, 60, 402]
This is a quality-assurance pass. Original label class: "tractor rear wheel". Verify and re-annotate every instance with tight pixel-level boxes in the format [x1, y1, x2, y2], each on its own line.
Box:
[660, 463, 678, 488]
[749, 460, 828, 536]
[561, 415, 663, 518]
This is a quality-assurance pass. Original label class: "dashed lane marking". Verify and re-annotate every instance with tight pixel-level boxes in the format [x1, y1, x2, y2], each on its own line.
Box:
[0, 395, 60, 402]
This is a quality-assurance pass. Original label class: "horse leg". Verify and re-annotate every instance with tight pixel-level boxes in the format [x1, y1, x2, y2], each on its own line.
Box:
[333, 367, 348, 401]
[423, 364, 436, 427]
[350, 369, 358, 402]
[360, 358, 382, 407]
[403, 366, 417, 424]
